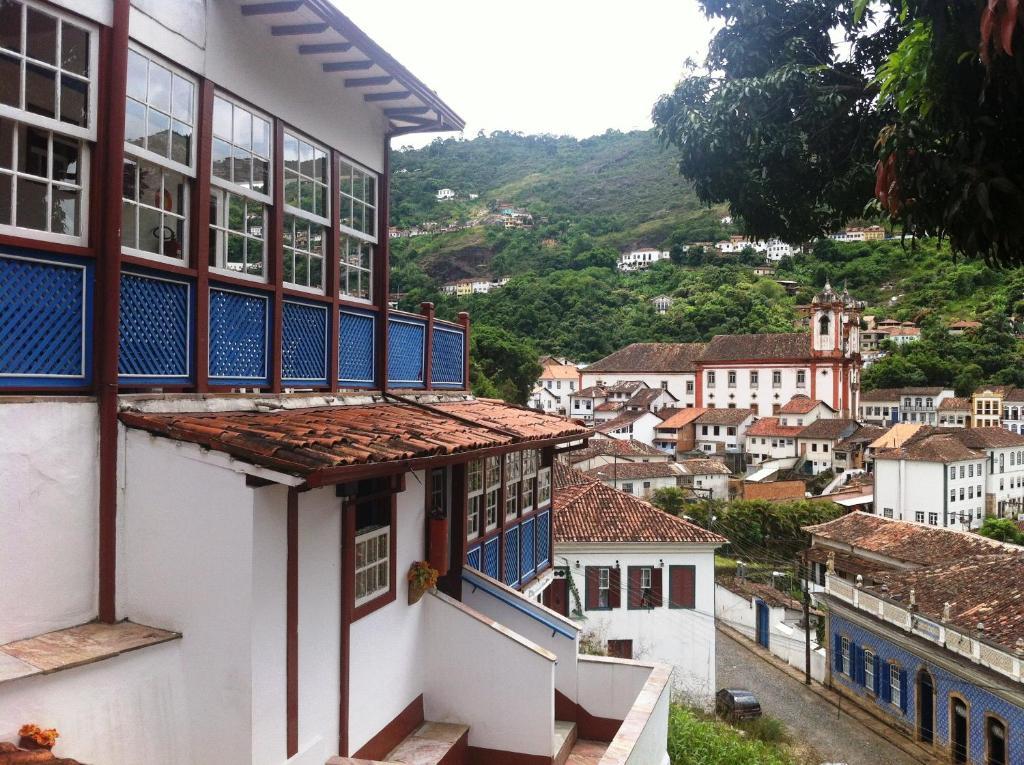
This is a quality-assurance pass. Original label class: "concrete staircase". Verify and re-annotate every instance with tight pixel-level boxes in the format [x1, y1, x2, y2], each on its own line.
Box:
[327, 722, 469, 765]
[553, 721, 578, 765]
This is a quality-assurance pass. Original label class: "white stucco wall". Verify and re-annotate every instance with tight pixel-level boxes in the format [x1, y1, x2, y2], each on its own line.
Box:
[0, 400, 98, 643]
[581, 372, 697, 408]
[561, 545, 717, 703]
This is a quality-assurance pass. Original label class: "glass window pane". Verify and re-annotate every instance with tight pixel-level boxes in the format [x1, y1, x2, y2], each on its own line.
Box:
[0, 53, 19, 108]
[365, 174, 376, 206]
[247, 238, 263, 275]
[15, 176, 47, 230]
[284, 177, 298, 208]
[293, 251, 307, 286]
[298, 178, 310, 212]
[252, 116, 269, 158]
[226, 233, 244, 268]
[309, 254, 323, 289]
[17, 124, 47, 177]
[126, 49, 147, 101]
[120, 199, 135, 247]
[252, 157, 268, 195]
[246, 201, 264, 235]
[58, 73, 86, 125]
[0, 173, 11, 225]
[137, 159, 160, 207]
[171, 120, 191, 165]
[124, 97, 146, 149]
[24, 62, 56, 119]
[61, 23, 89, 76]
[148, 62, 171, 113]
[212, 96, 231, 140]
[122, 157, 137, 199]
[282, 213, 293, 247]
[26, 7, 56, 64]
[211, 138, 231, 181]
[364, 205, 375, 236]
[299, 138, 313, 168]
[0, 1, 22, 54]
[51, 185, 78, 235]
[228, 193, 244, 232]
[163, 167, 186, 215]
[232, 146, 250, 187]
[171, 74, 192, 122]
[283, 133, 299, 171]
[146, 108, 170, 157]
[0, 118, 12, 169]
[232, 106, 251, 149]
[51, 134, 78, 183]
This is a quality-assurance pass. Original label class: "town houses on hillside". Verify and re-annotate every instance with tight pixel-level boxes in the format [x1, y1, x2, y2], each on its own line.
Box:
[0, 4, 670, 764]
[528, 356, 580, 415]
[441, 276, 510, 296]
[617, 248, 671, 272]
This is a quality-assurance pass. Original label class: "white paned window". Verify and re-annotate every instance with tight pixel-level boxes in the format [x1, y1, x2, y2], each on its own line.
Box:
[889, 663, 901, 706]
[467, 459, 483, 541]
[121, 157, 187, 260]
[841, 636, 851, 675]
[0, 118, 85, 239]
[339, 234, 372, 300]
[282, 129, 328, 291]
[354, 525, 389, 606]
[864, 649, 875, 692]
[210, 93, 270, 278]
[505, 481, 519, 520]
[537, 467, 551, 506]
[485, 488, 498, 532]
[505, 451, 522, 482]
[338, 158, 376, 239]
[598, 567, 610, 608]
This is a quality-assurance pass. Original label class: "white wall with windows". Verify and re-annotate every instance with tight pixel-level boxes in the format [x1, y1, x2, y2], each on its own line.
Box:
[701, 363, 834, 417]
[580, 371, 697, 408]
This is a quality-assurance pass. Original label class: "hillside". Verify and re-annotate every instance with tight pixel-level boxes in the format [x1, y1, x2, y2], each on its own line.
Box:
[387, 132, 1024, 403]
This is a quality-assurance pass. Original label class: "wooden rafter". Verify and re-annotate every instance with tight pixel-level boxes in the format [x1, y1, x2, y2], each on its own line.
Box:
[322, 60, 374, 72]
[344, 76, 393, 88]
[241, 1, 304, 15]
[364, 91, 411, 102]
[271, 22, 328, 35]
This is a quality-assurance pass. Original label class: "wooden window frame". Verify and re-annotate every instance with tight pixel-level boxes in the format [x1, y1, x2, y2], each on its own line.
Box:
[347, 493, 397, 622]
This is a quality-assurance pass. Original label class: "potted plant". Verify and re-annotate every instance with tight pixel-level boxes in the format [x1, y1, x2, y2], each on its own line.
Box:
[18, 724, 59, 751]
[407, 560, 439, 604]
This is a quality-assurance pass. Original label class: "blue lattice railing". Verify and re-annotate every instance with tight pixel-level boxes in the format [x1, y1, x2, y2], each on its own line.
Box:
[387, 316, 425, 387]
[521, 517, 536, 580]
[537, 510, 551, 567]
[503, 525, 521, 588]
[0, 252, 90, 387]
[467, 545, 482, 572]
[119, 271, 190, 383]
[282, 300, 328, 384]
[340, 310, 374, 386]
[483, 537, 499, 580]
[209, 286, 269, 384]
[431, 324, 465, 388]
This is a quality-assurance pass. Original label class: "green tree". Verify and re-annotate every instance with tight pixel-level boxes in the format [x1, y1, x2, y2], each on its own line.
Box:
[978, 517, 1024, 545]
[651, 487, 690, 515]
[469, 324, 540, 404]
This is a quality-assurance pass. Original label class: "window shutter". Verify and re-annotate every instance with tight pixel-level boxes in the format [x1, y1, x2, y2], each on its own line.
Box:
[627, 567, 642, 609]
[872, 654, 881, 696]
[609, 566, 622, 609]
[585, 567, 599, 610]
[899, 669, 908, 714]
[651, 568, 664, 608]
[880, 662, 891, 703]
[833, 634, 843, 673]
[849, 641, 858, 679]
[670, 565, 695, 609]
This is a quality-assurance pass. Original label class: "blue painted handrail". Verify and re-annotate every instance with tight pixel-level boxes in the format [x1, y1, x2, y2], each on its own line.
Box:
[461, 572, 576, 640]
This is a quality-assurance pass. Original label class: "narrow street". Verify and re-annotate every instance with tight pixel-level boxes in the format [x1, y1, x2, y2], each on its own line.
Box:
[716, 629, 922, 765]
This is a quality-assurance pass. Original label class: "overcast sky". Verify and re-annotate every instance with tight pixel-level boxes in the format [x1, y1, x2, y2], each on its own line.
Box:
[338, 1, 716, 147]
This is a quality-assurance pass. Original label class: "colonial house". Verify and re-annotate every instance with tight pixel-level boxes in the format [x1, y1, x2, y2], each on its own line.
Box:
[622, 386, 678, 415]
[948, 319, 982, 336]
[436, 188, 456, 200]
[0, 4, 670, 764]
[675, 459, 732, 501]
[696, 282, 862, 418]
[580, 343, 706, 407]
[617, 248, 670, 272]
[777, 395, 836, 427]
[806, 513, 1024, 765]
[529, 356, 580, 416]
[653, 407, 707, 455]
[549, 467, 727, 701]
[1004, 389, 1024, 434]
[560, 436, 668, 473]
[582, 462, 685, 499]
[694, 408, 756, 456]
[795, 419, 860, 476]
[595, 410, 664, 447]
[938, 397, 972, 427]
[744, 417, 803, 465]
[898, 388, 956, 425]
[568, 385, 608, 424]
[651, 295, 673, 314]
[973, 386, 1009, 428]
[832, 425, 886, 474]
[859, 389, 902, 427]
[873, 427, 1024, 528]
[528, 385, 560, 413]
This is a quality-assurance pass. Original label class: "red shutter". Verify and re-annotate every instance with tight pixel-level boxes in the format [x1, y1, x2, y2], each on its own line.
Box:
[585, 567, 599, 610]
[670, 565, 695, 609]
[609, 567, 622, 609]
[627, 567, 643, 609]
[651, 568, 664, 608]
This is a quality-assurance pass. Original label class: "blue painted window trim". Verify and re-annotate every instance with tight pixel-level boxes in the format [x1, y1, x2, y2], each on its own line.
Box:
[483, 536, 500, 580]
[339, 308, 376, 388]
[466, 545, 482, 571]
[0, 249, 93, 388]
[118, 268, 193, 386]
[208, 283, 271, 386]
[461, 570, 575, 639]
[281, 297, 329, 385]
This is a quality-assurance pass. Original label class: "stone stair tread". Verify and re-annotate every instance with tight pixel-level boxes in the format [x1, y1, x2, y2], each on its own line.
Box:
[384, 721, 469, 765]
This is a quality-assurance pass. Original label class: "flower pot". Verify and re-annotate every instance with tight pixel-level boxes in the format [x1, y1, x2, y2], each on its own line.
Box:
[19, 737, 53, 751]
[408, 579, 429, 605]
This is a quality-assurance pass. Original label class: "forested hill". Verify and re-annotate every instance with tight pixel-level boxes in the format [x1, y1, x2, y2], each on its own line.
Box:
[387, 132, 1024, 404]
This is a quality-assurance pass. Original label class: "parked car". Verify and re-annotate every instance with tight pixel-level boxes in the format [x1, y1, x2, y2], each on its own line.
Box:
[715, 688, 762, 722]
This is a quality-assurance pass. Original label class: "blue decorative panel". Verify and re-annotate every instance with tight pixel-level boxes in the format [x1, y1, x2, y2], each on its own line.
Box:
[467, 545, 482, 572]
[119, 272, 190, 382]
[431, 325, 465, 387]
[830, 612, 1024, 762]
[340, 310, 374, 386]
[282, 300, 327, 383]
[209, 287, 268, 383]
[537, 510, 551, 566]
[387, 317, 425, 387]
[0, 253, 88, 385]
[503, 525, 521, 588]
[521, 517, 536, 579]
[483, 537, 499, 580]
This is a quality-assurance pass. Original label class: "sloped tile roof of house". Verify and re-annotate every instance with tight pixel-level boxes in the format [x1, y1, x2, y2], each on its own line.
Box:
[876, 426, 1024, 462]
[120, 396, 588, 487]
[699, 333, 808, 362]
[564, 439, 665, 466]
[655, 407, 707, 430]
[626, 388, 675, 408]
[939, 397, 971, 411]
[574, 386, 607, 398]
[745, 417, 804, 438]
[606, 380, 648, 394]
[834, 425, 887, 450]
[804, 511, 1009, 567]
[553, 469, 727, 545]
[694, 408, 756, 426]
[779, 396, 832, 415]
[718, 576, 803, 610]
[868, 423, 923, 449]
[584, 343, 707, 373]
[860, 388, 904, 402]
[1004, 388, 1024, 402]
[596, 410, 661, 433]
[540, 361, 579, 380]
[677, 458, 731, 475]
[796, 418, 859, 441]
[583, 462, 681, 481]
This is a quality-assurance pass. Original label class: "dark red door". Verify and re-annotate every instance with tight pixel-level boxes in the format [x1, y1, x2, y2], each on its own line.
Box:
[545, 577, 570, 616]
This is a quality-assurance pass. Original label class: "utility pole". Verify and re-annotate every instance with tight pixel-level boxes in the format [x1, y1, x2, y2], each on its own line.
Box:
[803, 558, 812, 685]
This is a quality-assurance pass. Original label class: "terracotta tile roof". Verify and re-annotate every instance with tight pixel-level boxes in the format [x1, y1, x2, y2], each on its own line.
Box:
[952, 426, 1024, 449]
[694, 408, 756, 426]
[834, 425, 887, 451]
[876, 426, 1024, 462]
[866, 553, 1024, 650]
[804, 511, 1009, 567]
[585, 343, 707, 373]
[606, 380, 647, 394]
[949, 320, 982, 329]
[797, 418, 859, 441]
[596, 410, 661, 433]
[583, 462, 681, 481]
[868, 423, 923, 449]
[779, 396, 831, 415]
[627, 388, 675, 407]
[745, 417, 804, 438]
[595, 402, 621, 412]
[1004, 388, 1024, 402]
[553, 461, 594, 490]
[564, 438, 665, 463]
[120, 397, 588, 486]
[699, 333, 808, 362]
[540, 362, 579, 380]
[655, 407, 707, 430]
[677, 458, 731, 475]
[802, 546, 892, 577]
[887, 326, 921, 337]
[718, 576, 803, 610]
[939, 397, 971, 411]
[859, 388, 904, 402]
[574, 386, 607, 398]
[553, 479, 728, 545]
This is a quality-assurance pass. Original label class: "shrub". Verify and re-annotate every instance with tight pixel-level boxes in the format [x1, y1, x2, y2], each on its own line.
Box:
[668, 705, 800, 765]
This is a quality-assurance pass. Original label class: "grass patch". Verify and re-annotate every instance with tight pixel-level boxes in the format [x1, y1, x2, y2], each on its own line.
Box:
[668, 705, 813, 765]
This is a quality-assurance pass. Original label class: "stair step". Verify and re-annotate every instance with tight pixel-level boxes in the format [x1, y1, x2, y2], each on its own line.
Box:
[554, 721, 578, 765]
[384, 721, 469, 765]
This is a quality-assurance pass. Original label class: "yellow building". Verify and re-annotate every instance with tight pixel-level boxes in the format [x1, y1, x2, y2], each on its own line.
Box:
[971, 386, 1009, 428]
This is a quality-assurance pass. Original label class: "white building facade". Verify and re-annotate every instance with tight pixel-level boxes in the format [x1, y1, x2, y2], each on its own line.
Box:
[617, 249, 670, 272]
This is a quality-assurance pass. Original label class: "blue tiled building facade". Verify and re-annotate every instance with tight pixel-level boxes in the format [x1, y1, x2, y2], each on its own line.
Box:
[830, 607, 1024, 764]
